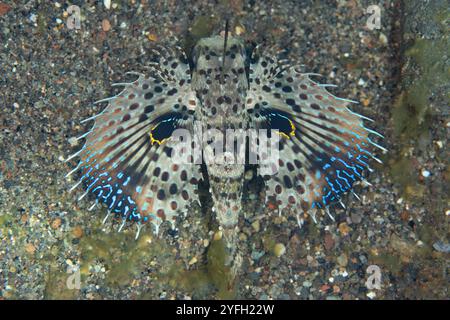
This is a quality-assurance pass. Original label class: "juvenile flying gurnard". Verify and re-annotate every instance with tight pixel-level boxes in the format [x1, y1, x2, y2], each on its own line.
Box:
[67, 32, 385, 273]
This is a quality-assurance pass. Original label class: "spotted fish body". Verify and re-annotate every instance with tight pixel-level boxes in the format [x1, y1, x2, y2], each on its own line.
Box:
[192, 36, 249, 230]
[67, 33, 384, 253]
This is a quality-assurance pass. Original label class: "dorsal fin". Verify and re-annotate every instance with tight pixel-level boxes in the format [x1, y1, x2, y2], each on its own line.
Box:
[220, 19, 229, 85]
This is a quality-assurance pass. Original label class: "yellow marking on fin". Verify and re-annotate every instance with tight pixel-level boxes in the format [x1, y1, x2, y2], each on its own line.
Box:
[276, 131, 291, 139]
[275, 119, 296, 139]
[149, 123, 169, 145]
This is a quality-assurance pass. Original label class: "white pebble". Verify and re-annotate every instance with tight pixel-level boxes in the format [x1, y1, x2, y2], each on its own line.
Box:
[421, 169, 430, 178]
[68, 137, 78, 147]
[379, 33, 388, 45]
[29, 14, 37, 23]
[366, 291, 377, 299]
[104, 0, 111, 9]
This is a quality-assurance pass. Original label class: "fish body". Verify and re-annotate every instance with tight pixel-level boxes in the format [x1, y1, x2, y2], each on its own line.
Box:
[192, 36, 249, 229]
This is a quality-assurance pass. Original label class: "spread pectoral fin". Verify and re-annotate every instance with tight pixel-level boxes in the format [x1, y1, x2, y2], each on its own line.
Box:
[246, 53, 384, 215]
[69, 48, 202, 232]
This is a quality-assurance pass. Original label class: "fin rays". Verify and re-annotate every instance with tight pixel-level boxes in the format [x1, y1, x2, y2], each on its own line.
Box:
[246, 50, 385, 214]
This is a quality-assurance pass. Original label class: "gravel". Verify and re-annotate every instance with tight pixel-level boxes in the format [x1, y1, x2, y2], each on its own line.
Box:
[0, 0, 448, 300]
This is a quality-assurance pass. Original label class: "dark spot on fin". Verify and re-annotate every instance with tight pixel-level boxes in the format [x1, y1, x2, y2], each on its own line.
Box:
[150, 113, 183, 144]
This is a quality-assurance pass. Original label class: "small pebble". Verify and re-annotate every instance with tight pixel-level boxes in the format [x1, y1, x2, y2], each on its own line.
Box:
[102, 19, 111, 32]
[72, 226, 83, 238]
[235, 25, 245, 35]
[147, 33, 158, 42]
[213, 230, 222, 241]
[0, 4, 12, 16]
[273, 243, 286, 257]
[104, 0, 111, 9]
[51, 218, 62, 229]
[29, 14, 37, 23]
[21, 214, 28, 224]
[400, 210, 409, 221]
[251, 250, 265, 261]
[351, 213, 362, 224]
[433, 241, 450, 253]
[338, 222, 351, 236]
[320, 284, 330, 292]
[251, 220, 260, 233]
[379, 33, 388, 45]
[68, 137, 78, 147]
[337, 253, 348, 267]
[25, 243, 36, 254]
[362, 98, 371, 107]
[366, 291, 377, 299]
[421, 169, 430, 178]
[324, 233, 335, 250]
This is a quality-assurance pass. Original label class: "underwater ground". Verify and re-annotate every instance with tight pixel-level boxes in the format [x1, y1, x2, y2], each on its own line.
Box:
[0, 0, 448, 299]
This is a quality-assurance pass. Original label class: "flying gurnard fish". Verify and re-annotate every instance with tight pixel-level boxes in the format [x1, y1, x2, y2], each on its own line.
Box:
[66, 29, 385, 274]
